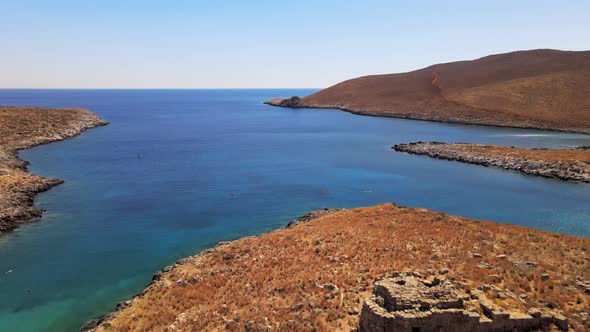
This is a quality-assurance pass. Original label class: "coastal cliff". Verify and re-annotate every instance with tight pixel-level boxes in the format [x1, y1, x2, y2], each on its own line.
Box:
[88, 204, 590, 331]
[266, 49, 590, 134]
[393, 142, 590, 183]
[0, 106, 107, 235]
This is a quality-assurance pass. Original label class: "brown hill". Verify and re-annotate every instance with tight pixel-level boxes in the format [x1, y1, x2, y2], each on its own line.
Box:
[266, 49, 590, 133]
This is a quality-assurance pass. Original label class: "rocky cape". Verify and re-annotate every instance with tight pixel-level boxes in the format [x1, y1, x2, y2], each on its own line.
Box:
[87, 204, 590, 331]
[393, 142, 590, 183]
[0, 106, 107, 236]
[266, 49, 590, 134]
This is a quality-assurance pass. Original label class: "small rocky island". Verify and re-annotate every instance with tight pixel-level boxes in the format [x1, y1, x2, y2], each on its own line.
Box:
[393, 142, 590, 183]
[0, 106, 107, 235]
[88, 204, 590, 331]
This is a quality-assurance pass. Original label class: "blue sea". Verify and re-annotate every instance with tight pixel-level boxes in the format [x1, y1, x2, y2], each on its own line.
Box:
[0, 89, 589, 331]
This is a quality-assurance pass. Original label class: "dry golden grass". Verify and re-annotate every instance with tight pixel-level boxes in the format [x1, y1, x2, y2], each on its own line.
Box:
[0, 106, 106, 234]
[93, 204, 590, 331]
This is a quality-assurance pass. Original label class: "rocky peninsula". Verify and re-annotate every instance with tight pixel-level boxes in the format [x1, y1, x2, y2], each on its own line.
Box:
[88, 204, 590, 331]
[266, 49, 590, 134]
[0, 106, 107, 236]
[393, 142, 590, 183]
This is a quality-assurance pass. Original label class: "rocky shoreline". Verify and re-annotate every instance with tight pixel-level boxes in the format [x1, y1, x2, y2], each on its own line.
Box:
[0, 106, 108, 236]
[265, 97, 590, 135]
[393, 142, 590, 183]
[82, 208, 342, 331]
[87, 204, 590, 331]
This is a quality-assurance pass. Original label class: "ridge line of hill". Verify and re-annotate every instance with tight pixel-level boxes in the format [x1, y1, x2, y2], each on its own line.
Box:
[266, 49, 590, 134]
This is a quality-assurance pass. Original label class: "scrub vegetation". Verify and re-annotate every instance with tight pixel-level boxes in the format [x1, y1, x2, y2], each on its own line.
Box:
[92, 204, 590, 331]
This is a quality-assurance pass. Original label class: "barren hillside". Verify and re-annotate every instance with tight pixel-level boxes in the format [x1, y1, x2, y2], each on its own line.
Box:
[267, 49, 590, 133]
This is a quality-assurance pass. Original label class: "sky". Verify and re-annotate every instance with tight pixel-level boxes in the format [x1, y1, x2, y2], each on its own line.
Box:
[1, 0, 589, 88]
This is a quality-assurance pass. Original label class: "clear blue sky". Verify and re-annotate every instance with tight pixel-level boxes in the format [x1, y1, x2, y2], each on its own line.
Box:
[1, 0, 589, 88]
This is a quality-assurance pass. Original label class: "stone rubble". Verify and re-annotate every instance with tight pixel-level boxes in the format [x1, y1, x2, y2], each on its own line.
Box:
[359, 272, 568, 332]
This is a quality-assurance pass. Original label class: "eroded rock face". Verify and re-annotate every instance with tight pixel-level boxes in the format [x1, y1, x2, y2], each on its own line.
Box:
[280, 96, 302, 107]
[359, 272, 568, 332]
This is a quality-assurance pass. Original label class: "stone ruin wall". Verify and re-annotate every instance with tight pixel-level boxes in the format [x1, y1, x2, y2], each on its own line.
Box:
[358, 272, 568, 332]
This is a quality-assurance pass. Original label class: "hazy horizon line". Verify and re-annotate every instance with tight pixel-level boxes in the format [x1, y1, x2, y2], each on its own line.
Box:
[0, 87, 324, 90]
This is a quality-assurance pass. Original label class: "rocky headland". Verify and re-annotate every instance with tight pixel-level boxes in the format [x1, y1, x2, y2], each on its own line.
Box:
[88, 204, 590, 331]
[393, 142, 590, 183]
[266, 49, 590, 134]
[0, 106, 107, 236]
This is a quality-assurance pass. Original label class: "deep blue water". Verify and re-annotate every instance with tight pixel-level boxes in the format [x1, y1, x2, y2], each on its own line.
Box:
[0, 89, 589, 331]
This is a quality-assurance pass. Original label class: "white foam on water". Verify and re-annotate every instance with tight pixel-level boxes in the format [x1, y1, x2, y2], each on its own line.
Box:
[490, 133, 590, 138]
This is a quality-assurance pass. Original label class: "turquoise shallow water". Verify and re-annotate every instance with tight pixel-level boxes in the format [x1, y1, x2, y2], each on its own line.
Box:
[0, 89, 589, 331]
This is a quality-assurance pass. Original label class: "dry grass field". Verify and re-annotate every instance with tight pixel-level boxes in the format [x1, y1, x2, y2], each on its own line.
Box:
[91, 204, 590, 331]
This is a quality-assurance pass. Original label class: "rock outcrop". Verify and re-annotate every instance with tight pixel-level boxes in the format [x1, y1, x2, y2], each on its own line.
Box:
[264, 96, 303, 108]
[360, 272, 567, 332]
[393, 142, 590, 183]
[285, 208, 343, 228]
[0, 106, 107, 235]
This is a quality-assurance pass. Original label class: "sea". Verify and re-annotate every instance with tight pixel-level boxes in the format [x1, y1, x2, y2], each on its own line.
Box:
[0, 89, 589, 331]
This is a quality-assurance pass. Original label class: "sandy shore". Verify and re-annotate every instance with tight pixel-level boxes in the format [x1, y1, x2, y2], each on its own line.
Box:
[88, 204, 590, 331]
[393, 142, 590, 183]
[0, 106, 107, 236]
